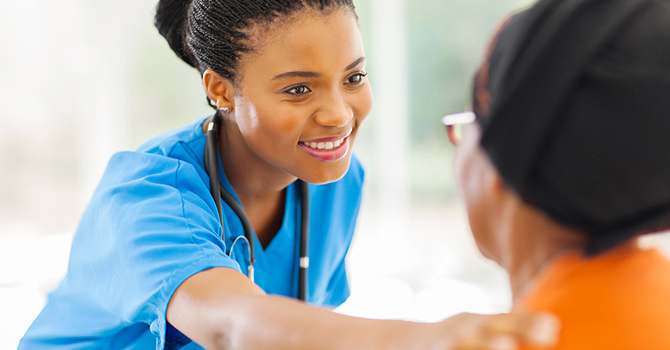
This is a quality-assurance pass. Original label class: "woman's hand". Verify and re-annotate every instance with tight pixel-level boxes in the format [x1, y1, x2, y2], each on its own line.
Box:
[433, 311, 560, 350]
[168, 267, 559, 350]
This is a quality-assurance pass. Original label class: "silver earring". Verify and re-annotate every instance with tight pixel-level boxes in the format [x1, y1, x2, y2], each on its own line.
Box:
[220, 107, 230, 114]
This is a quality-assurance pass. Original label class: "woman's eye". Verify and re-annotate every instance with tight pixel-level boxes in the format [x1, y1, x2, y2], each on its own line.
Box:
[346, 72, 367, 85]
[285, 85, 311, 95]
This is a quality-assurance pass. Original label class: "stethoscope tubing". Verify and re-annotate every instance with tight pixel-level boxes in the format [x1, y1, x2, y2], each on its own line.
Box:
[206, 120, 223, 224]
[298, 180, 309, 301]
[204, 115, 308, 301]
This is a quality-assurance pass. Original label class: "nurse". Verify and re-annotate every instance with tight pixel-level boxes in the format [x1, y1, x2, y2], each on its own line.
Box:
[19, 0, 557, 349]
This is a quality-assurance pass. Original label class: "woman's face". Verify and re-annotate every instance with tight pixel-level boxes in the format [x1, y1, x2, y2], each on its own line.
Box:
[229, 9, 372, 185]
[454, 123, 502, 261]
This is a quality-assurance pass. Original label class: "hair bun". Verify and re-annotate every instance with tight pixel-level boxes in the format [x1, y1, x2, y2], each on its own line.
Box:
[155, 0, 198, 68]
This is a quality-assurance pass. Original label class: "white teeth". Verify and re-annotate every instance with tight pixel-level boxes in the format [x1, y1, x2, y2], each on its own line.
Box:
[303, 137, 346, 150]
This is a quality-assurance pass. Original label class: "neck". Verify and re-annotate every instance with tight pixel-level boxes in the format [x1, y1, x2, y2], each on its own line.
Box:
[203, 117, 295, 248]
[208, 118, 297, 202]
[495, 197, 588, 300]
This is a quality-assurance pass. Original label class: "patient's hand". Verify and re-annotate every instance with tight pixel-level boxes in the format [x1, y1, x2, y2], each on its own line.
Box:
[434, 311, 560, 350]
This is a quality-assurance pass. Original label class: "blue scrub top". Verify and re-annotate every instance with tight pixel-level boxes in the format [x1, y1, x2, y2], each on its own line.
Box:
[19, 117, 364, 349]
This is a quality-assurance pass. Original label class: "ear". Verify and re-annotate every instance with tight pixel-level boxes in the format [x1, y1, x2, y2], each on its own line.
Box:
[203, 69, 236, 110]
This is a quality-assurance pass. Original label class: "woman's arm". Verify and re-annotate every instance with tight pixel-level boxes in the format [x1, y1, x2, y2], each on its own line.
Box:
[168, 267, 558, 350]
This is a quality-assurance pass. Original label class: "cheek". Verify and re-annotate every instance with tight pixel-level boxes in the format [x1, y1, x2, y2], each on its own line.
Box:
[236, 99, 303, 148]
[454, 145, 472, 205]
[454, 128, 485, 224]
[235, 99, 260, 132]
[260, 108, 302, 140]
[351, 85, 373, 127]
[455, 145, 493, 256]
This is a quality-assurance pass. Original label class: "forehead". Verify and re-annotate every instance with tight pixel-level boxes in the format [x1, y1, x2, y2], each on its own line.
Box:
[240, 9, 364, 78]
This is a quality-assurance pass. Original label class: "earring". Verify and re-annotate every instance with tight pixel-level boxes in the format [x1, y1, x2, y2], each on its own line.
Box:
[220, 107, 230, 114]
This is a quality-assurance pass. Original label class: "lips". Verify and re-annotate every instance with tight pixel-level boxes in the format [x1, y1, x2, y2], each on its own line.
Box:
[298, 131, 352, 162]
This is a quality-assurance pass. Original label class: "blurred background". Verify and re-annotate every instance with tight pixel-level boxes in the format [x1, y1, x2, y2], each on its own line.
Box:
[3, 0, 670, 347]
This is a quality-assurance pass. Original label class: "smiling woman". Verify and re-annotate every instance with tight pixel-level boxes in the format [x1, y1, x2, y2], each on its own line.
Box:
[201, 10, 371, 190]
[17, 1, 555, 349]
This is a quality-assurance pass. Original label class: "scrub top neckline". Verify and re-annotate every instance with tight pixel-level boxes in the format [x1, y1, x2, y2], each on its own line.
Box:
[19, 115, 361, 349]
[196, 117, 298, 261]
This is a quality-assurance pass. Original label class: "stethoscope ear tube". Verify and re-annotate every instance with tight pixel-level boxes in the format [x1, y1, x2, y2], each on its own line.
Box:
[298, 180, 309, 301]
[205, 116, 224, 225]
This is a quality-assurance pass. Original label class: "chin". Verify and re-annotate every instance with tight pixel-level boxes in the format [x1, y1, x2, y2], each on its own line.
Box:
[476, 245, 495, 261]
[473, 238, 504, 266]
[469, 222, 498, 262]
[300, 156, 352, 185]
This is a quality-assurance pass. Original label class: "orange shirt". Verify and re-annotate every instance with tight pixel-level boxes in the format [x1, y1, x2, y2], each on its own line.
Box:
[518, 240, 670, 350]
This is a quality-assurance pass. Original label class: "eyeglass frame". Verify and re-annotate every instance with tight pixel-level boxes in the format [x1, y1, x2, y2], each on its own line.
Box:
[441, 111, 476, 145]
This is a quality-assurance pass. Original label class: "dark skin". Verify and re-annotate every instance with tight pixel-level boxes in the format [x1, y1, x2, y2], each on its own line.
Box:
[199, 11, 369, 248]
[202, 118, 287, 248]
[454, 123, 589, 298]
[243, 190, 286, 249]
[169, 9, 560, 350]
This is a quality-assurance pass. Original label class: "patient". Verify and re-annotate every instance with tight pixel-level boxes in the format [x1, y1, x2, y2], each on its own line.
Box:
[443, 0, 670, 348]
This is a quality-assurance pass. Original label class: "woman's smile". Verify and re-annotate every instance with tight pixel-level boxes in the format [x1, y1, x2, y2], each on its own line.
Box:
[298, 129, 352, 162]
[217, 9, 372, 186]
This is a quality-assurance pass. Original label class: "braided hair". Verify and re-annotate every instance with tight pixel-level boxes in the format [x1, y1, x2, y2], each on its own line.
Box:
[155, 0, 356, 86]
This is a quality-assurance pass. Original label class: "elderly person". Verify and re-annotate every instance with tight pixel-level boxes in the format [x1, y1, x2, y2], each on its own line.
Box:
[444, 0, 670, 348]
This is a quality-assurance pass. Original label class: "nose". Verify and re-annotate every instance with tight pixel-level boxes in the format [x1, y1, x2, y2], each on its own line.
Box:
[313, 92, 353, 128]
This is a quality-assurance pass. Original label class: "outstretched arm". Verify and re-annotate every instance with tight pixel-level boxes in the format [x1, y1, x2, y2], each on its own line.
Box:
[167, 267, 558, 350]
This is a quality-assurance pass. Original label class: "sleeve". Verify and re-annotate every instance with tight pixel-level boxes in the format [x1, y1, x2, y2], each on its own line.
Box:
[67, 152, 241, 349]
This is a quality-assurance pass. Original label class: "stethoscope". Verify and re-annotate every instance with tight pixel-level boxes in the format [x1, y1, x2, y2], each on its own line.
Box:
[203, 110, 310, 301]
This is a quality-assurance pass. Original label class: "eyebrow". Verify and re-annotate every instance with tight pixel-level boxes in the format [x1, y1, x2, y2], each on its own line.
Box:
[271, 71, 321, 80]
[271, 57, 366, 81]
[345, 57, 366, 71]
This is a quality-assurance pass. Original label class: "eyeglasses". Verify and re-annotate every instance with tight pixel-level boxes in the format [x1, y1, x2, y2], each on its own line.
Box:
[442, 111, 476, 145]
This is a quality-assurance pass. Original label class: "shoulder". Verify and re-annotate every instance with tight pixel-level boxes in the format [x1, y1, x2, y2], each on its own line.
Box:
[74, 149, 231, 298]
[101, 150, 202, 192]
[52, 150, 234, 349]
[100, 148, 214, 203]
[136, 116, 209, 159]
[96, 116, 213, 212]
[90, 149, 219, 238]
[519, 246, 670, 349]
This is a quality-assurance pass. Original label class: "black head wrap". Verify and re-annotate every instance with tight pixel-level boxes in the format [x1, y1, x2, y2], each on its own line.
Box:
[472, 0, 670, 255]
